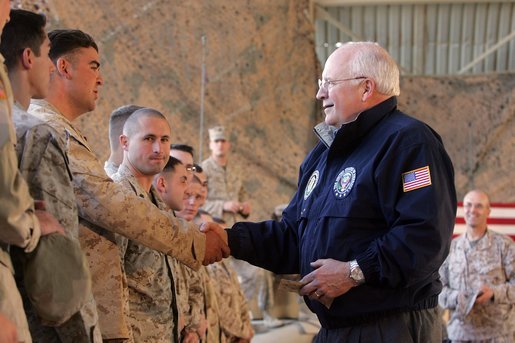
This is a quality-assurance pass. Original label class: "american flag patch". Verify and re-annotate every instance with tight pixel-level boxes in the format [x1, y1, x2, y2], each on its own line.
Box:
[402, 166, 431, 192]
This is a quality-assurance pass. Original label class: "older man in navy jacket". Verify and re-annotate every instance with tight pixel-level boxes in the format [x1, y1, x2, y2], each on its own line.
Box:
[206, 42, 456, 343]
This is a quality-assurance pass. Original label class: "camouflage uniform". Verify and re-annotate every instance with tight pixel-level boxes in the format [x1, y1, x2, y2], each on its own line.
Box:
[104, 160, 118, 178]
[13, 104, 101, 342]
[112, 164, 180, 343]
[206, 260, 253, 342]
[201, 267, 220, 343]
[28, 99, 206, 340]
[0, 55, 39, 343]
[201, 156, 272, 321]
[200, 156, 246, 227]
[172, 259, 206, 341]
[439, 230, 515, 342]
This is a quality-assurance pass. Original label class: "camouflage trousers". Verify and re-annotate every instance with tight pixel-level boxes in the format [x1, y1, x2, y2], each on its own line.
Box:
[0, 262, 32, 343]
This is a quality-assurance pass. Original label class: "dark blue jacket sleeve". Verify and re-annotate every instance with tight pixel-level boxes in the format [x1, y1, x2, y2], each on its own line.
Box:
[225, 144, 326, 274]
[356, 125, 457, 288]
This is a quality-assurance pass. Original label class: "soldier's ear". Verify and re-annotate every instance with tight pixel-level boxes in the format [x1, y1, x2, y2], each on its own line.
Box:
[56, 57, 72, 79]
[155, 176, 166, 193]
[120, 135, 128, 151]
[20, 48, 33, 69]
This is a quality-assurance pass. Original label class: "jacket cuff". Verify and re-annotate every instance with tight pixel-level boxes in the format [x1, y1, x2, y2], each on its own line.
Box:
[356, 247, 380, 285]
[226, 227, 245, 259]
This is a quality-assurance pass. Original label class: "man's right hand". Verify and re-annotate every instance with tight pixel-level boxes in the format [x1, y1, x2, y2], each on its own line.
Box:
[200, 222, 228, 245]
[223, 201, 241, 213]
[0, 313, 18, 343]
[34, 200, 65, 236]
[202, 230, 230, 265]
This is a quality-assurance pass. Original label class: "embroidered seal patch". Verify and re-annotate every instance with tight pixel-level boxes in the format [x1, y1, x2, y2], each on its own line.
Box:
[304, 170, 319, 200]
[333, 167, 356, 198]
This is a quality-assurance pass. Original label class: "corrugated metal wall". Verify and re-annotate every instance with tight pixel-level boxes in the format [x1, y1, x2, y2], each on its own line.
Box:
[314, 2, 515, 75]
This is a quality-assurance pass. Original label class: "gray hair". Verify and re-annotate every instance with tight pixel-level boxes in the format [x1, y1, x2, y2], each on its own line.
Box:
[345, 42, 400, 96]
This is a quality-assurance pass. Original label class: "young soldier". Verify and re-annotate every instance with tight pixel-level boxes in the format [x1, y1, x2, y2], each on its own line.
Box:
[27, 29, 228, 340]
[112, 108, 180, 342]
[0, 8, 70, 342]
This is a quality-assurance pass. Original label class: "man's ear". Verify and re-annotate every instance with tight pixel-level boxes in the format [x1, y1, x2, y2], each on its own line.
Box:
[120, 134, 129, 151]
[361, 78, 376, 102]
[21, 48, 33, 70]
[155, 176, 166, 193]
[55, 57, 72, 79]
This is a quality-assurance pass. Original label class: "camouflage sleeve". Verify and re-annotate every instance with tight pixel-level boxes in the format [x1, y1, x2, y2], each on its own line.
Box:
[233, 268, 253, 339]
[491, 237, 515, 305]
[201, 199, 225, 220]
[183, 268, 205, 333]
[15, 121, 78, 239]
[68, 140, 205, 270]
[0, 108, 40, 251]
[438, 254, 459, 309]
[238, 177, 248, 203]
[210, 261, 253, 340]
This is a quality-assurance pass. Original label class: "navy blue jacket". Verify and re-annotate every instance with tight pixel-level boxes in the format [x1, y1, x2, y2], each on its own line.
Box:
[227, 97, 457, 328]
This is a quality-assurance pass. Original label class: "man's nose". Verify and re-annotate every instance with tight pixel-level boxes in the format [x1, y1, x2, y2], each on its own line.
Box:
[97, 73, 104, 86]
[316, 86, 327, 100]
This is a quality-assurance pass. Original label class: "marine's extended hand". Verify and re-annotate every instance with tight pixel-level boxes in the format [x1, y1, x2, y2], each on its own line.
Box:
[34, 200, 65, 236]
[200, 222, 230, 265]
[300, 258, 355, 303]
[0, 313, 18, 343]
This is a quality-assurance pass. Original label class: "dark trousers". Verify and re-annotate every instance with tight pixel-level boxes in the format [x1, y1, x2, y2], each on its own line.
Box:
[314, 307, 441, 343]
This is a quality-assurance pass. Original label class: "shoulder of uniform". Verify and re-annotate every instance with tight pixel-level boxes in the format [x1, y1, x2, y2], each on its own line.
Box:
[489, 230, 514, 245]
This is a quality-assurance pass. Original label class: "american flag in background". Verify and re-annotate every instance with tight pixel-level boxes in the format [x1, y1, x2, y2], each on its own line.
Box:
[454, 202, 515, 240]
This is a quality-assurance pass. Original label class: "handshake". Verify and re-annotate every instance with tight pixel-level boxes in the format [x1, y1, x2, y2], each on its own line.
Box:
[200, 222, 230, 265]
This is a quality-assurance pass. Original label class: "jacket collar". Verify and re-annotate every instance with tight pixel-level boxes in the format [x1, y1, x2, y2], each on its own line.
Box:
[29, 99, 92, 152]
[115, 163, 168, 211]
[313, 96, 397, 152]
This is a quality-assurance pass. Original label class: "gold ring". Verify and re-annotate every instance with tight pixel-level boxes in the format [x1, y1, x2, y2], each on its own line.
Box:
[315, 291, 322, 298]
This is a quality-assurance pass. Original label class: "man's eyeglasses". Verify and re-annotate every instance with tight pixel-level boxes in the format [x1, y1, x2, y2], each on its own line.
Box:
[186, 165, 197, 173]
[318, 77, 366, 90]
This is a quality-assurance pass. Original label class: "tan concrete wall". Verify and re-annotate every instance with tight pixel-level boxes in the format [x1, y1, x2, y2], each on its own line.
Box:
[399, 74, 515, 202]
[12, 1, 515, 220]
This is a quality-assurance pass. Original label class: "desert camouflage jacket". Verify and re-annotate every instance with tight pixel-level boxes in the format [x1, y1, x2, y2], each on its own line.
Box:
[439, 230, 515, 341]
[14, 103, 102, 343]
[28, 99, 205, 340]
[201, 156, 247, 226]
[0, 57, 39, 272]
[206, 259, 253, 341]
[113, 164, 181, 342]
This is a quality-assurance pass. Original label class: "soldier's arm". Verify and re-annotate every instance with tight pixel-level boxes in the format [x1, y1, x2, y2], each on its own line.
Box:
[0, 114, 40, 252]
[438, 254, 459, 309]
[231, 266, 253, 339]
[68, 143, 206, 269]
[15, 121, 76, 237]
[201, 199, 225, 220]
[183, 268, 205, 334]
[491, 237, 515, 304]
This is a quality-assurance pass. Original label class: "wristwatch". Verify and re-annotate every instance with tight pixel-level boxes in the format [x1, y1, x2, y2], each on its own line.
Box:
[349, 260, 365, 285]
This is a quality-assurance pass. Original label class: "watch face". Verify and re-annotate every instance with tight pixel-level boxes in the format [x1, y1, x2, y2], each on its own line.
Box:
[350, 262, 364, 284]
